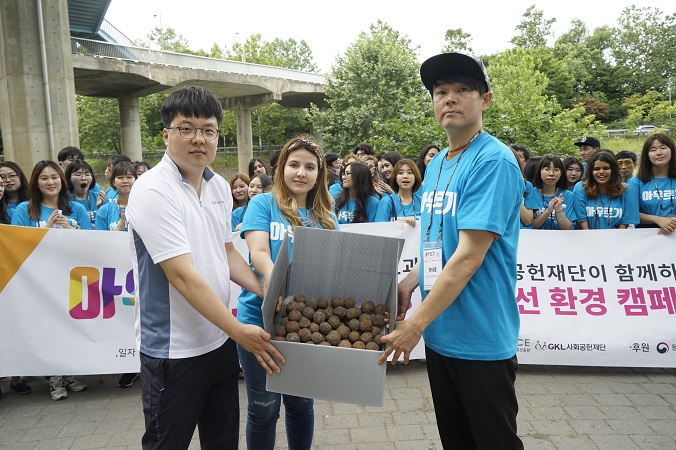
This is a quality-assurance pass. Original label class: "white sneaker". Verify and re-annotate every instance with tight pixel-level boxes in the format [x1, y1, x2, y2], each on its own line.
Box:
[63, 376, 86, 392]
[50, 376, 68, 400]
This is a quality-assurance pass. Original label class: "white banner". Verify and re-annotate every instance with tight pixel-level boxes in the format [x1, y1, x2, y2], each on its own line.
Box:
[1, 224, 675, 376]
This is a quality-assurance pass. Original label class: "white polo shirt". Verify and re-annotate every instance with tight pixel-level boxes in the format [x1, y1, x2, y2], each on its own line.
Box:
[126, 153, 234, 359]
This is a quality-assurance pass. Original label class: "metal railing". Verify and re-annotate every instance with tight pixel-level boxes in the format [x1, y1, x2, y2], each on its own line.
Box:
[98, 19, 136, 46]
[70, 37, 325, 84]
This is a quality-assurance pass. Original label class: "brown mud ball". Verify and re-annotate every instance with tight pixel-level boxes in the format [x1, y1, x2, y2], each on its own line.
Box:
[366, 342, 380, 351]
[305, 297, 318, 310]
[295, 302, 306, 312]
[328, 315, 341, 329]
[352, 341, 366, 349]
[333, 306, 346, 319]
[286, 321, 300, 334]
[317, 297, 329, 309]
[338, 340, 352, 348]
[374, 303, 387, 316]
[372, 314, 386, 328]
[337, 324, 350, 339]
[281, 317, 289, 328]
[345, 307, 359, 321]
[286, 332, 300, 342]
[371, 326, 382, 336]
[348, 330, 361, 343]
[359, 316, 373, 332]
[285, 301, 299, 313]
[319, 341, 331, 346]
[275, 336, 286, 341]
[288, 309, 302, 322]
[312, 310, 326, 324]
[298, 328, 312, 343]
[275, 325, 286, 337]
[309, 322, 320, 333]
[348, 318, 360, 331]
[319, 321, 333, 335]
[361, 300, 375, 314]
[311, 331, 324, 344]
[326, 330, 341, 346]
[360, 332, 374, 344]
[331, 296, 344, 308]
[293, 294, 306, 303]
[299, 316, 312, 329]
[324, 305, 334, 317]
[302, 307, 315, 320]
[374, 334, 383, 346]
[344, 297, 356, 309]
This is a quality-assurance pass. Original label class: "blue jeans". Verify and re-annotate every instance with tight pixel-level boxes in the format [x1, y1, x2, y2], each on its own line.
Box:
[237, 343, 314, 450]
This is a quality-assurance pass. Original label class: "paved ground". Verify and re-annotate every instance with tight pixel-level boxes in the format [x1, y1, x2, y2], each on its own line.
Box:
[1, 362, 675, 449]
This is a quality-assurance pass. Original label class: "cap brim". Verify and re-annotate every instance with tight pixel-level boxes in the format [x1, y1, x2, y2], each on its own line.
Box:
[420, 53, 490, 93]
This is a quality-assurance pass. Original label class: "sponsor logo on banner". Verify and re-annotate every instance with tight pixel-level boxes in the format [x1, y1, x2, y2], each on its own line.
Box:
[518, 338, 531, 353]
[534, 341, 606, 351]
[69, 267, 135, 319]
[656, 342, 669, 354]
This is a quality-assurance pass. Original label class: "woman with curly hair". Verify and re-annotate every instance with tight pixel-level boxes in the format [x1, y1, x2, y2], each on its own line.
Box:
[573, 151, 638, 229]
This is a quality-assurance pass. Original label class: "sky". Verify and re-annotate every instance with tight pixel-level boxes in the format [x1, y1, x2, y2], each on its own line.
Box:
[104, 0, 675, 74]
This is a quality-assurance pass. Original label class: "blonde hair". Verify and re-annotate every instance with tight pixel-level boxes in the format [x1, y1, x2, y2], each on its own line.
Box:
[272, 135, 337, 230]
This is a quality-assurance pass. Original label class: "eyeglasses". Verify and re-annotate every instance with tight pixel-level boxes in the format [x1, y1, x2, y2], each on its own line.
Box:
[167, 126, 220, 141]
[0, 173, 18, 182]
[617, 161, 634, 168]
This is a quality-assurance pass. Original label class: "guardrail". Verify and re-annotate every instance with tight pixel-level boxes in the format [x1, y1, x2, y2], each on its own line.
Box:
[70, 37, 325, 84]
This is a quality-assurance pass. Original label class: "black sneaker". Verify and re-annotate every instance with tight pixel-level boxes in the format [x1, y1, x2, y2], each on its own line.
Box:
[117, 373, 139, 388]
[10, 382, 32, 395]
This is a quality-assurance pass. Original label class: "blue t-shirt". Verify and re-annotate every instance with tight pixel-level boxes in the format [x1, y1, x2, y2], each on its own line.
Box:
[11, 201, 92, 229]
[520, 181, 540, 229]
[532, 189, 577, 229]
[573, 184, 639, 229]
[628, 175, 676, 217]
[335, 196, 379, 224]
[231, 205, 246, 231]
[68, 191, 99, 227]
[105, 186, 118, 200]
[95, 199, 127, 231]
[328, 182, 342, 198]
[91, 183, 102, 198]
[374, 192, 422, 222]
[418, 132, 522, 361]
[237, 192, 339, 327]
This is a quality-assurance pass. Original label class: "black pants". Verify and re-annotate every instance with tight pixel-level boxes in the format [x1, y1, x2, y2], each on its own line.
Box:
[425, 346, 523, 450]
[140, 339, 240, 449]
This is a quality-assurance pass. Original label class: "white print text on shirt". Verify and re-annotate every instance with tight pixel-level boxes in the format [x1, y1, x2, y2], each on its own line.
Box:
[586, 206, 623, 218]
[421, 191, 458, 216]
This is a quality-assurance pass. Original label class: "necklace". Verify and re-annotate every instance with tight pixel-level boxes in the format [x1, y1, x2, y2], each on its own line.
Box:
[652, 177, 675, 217]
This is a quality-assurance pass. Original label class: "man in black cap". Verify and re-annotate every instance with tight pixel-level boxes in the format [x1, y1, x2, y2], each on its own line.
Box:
[574, 136, 601, 165]
[379, 52, 524, 449]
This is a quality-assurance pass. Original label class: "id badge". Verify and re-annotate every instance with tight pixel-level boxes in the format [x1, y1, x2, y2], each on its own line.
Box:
[423, 240, 443, 291]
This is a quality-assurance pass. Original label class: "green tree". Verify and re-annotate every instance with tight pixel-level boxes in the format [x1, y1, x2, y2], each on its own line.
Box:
[311, 21, 442, 155]
[484, 48, 603, 157]
[510, 5, 556, 49]
[76, 96, 121, 155]
[441, 29, 474, 54]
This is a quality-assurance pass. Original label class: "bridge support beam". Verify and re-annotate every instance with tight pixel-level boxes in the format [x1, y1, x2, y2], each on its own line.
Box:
[118, 96, 142, 162]
[0, 0, 79, 170]
[222, 93, 281, 174]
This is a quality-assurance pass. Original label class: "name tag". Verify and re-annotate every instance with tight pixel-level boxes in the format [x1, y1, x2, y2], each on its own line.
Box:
[423, 240, 443, 291]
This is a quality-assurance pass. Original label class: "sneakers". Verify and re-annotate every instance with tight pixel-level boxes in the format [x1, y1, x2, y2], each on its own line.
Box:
[50, 376, 68, 400]
[117, 373, 139, 388]
[10, 381, 32, 394]
[63, 376, 86, 392]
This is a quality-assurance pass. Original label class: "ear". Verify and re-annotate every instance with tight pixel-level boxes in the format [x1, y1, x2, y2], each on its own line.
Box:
[481, 91, 493, 111]
[163, 128, 170, 147]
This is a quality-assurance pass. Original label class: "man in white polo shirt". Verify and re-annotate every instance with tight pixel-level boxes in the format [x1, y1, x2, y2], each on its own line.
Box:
[127, 86, 284, 449]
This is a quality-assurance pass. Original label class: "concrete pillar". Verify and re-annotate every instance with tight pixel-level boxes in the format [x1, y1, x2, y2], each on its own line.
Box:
[235, 109, 253, 174]
[118, 96, 142, 162]
[222, 93, 281, 174]
[0, 0, 79, 170]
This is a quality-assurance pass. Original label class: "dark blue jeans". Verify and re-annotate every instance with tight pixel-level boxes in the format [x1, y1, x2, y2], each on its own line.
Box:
[237, 343, 314, 450]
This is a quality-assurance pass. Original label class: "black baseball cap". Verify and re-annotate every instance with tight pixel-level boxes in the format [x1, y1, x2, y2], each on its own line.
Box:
[573, 137, 601, 148]
[420, 53, 491, 94]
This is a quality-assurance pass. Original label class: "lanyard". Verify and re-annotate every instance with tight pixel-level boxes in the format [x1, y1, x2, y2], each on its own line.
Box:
[652, 177, 675, 217]
[424, 130, 482, 243]
[540, 189, 559, 230]
[594, 196, 611, 229]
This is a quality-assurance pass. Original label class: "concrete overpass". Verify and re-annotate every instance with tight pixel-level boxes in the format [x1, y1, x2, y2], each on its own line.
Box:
[0, 0, 326, 173]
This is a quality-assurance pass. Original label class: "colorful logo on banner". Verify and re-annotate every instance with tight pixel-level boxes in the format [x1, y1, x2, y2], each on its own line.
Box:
[69, 267, 135, 319]
[0, 225, 48, 292]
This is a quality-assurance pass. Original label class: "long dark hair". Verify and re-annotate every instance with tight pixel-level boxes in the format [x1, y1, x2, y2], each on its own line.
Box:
[416, 144, 440, 181]
[582, 151, 626, 199]
[0, 161, 29, 205]
[533, 155, 569, 191]
[0, 183, 8, 224]
[335, 162, 375, 223]
[638, 133, 676, 181]
[65, 160, 97, 192]
[248, 157, 270, 179]
[27, 160, 72, 219]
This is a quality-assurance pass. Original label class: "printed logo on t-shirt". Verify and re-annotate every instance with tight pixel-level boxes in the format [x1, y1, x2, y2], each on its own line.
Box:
[586, 206, 623, 218]
[642, 189, 676, 201]
[421, 191, 458, 216]
[270, 221, 293, 241]
[338, 210, 354, 222]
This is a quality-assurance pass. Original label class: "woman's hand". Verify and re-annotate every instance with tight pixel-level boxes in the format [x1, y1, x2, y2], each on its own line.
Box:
[116, 210, 127, 231]
[655, 216, 676, 234]
[47, 210, 71, 229]
[379, 181, 394, 195]
[96, 191, 107, 208]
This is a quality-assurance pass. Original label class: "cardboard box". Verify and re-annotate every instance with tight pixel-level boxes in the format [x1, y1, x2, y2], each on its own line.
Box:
[262, 227, 404, 406]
